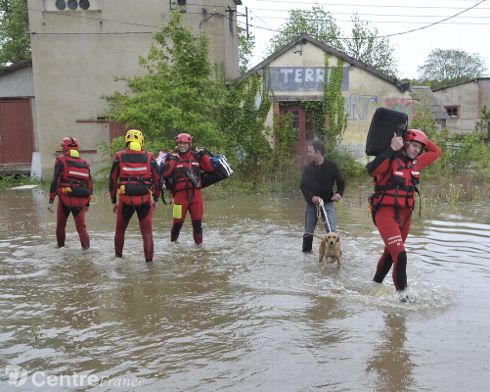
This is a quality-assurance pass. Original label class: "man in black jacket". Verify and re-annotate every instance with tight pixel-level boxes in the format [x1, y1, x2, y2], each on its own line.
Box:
[300, 141, 345, 252]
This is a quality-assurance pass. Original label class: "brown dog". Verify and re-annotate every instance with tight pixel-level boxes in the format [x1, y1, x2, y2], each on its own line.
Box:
[306, 232, 341, 266]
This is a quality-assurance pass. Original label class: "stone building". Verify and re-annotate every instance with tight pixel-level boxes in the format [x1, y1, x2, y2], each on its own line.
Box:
[433, 78, 490, 134]
[234, 35, 415, 164]
[1, 0, 240, 178]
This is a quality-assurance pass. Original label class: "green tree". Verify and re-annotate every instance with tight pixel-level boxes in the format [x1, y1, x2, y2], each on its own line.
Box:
[0, 0, 30, 67]
[238, 26, 255, 74]
[268, 6, 344, 53]
[218, 73, 271, 161]
[105, 11, 273, 173]
[417, 49, 487, 89]
[344, 14, 398, 77]
[475, 105, 490, 141]
[268, 8, 398, 76]
[104, 12, 222, 152]
[323, 55, 348, 147]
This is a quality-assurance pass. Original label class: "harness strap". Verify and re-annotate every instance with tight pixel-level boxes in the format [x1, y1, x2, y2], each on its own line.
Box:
[119, 176, 152, 182]
[375, 184, 416, 192]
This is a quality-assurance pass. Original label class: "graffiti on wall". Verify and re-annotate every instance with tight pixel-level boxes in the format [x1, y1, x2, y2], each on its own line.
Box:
[346, 94, 379, 121]
[345, 95, 413, 122]
[384, 97, 413, 117]
[344, 95, 413, 144]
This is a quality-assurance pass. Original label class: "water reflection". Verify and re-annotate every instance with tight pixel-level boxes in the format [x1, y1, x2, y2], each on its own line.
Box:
[366, 313, 416, 392]
[0, 188, 46, 237]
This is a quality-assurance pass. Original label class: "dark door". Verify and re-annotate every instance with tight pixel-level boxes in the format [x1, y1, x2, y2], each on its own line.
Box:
[0, 99, 34, 165]
[280, 104, 319, 166]
[280, 105, 305, 164]
[109, 121, 126, 143]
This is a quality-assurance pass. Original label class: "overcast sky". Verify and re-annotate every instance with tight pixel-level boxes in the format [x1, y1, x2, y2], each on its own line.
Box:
[237, 0, 490, 80]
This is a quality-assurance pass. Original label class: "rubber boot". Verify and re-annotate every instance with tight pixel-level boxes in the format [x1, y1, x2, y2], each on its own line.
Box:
[171, 222, 183, 242]
[302, 235, 313, 252]
[192, 220, 203, 244]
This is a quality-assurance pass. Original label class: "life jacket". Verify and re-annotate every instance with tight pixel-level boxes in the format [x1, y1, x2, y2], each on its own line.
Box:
[116, 150, 153, 206]
[57, 155, 91, 208]
[171, 150, 202, 194]
[369, 155, 420, 223]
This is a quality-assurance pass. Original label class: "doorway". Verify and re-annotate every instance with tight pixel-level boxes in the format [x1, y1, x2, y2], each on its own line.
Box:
[280, 103, 320, 166]
[0, 98, 34, 167]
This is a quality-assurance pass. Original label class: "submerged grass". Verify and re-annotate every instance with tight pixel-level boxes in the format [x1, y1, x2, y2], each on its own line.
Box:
[0, 175, 42, 190]
[421, 174, 490, 206]
[2, 168, 489, 207]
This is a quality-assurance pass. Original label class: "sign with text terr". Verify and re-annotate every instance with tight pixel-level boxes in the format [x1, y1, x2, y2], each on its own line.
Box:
[268, 67, 349, 92]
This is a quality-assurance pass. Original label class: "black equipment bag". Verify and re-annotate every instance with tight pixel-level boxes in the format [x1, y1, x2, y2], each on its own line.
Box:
[125, 182, 149, 196]
[201, 154, 234, 188]
[365, 108, 408, 156]
[70, 186, 91, 197]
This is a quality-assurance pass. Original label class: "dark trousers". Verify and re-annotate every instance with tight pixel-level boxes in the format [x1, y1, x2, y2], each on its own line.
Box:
[56, 201, 89, 249]
[114, 201, 153, 261]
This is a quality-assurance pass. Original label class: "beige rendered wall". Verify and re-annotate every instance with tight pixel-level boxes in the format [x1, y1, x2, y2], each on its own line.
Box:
[183, 0, 240, 80]
[344, 67, 410, 158]
[481, 80, 490, 108]
[434, 80, 490, 134]
[434, 83, 479, 134]
[0, 66, 35, 97]
[28, 0, 239, 178]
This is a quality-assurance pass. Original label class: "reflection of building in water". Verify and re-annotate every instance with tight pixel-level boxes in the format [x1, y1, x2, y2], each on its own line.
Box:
[0, 190, 43, 236]
[366, 313, 416, 392]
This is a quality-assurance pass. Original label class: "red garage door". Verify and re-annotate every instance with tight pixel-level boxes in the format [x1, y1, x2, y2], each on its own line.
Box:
[0, 98, 34, 165]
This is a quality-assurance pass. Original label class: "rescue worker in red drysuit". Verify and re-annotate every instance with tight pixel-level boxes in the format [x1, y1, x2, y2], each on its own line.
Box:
[109, 130, 160, 262]
[366, 129, 441, 297]
[161, 132, 214, 244]
[48, 136, 93, 249]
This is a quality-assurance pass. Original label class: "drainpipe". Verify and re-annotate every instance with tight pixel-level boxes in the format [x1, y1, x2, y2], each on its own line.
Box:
[477, 79, 483, 117]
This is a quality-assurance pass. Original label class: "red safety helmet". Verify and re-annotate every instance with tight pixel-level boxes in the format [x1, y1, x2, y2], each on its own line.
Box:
[404, 129, 427, 146]
[61, 136, 79, 151]
[176, 132, 193, 145]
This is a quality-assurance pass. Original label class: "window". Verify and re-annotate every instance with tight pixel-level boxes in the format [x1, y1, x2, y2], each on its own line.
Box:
[445, 106, 459, 119]
[45, 0, 100, 11]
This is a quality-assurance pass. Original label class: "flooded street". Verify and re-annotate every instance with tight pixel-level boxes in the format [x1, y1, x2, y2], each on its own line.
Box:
[1, 186, 490, 391]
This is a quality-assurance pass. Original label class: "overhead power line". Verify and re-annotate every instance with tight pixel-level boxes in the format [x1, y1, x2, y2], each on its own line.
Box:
[249, 11, 490, 20]
[239, 0, 486, 8]
[242, 0, 488, 39]
[377, 0, 487, 38]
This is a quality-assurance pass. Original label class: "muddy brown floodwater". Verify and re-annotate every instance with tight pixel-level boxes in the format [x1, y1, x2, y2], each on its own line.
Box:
[1, 186, 489, 391]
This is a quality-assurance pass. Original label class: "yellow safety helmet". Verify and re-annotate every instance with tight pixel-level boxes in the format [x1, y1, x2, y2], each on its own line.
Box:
[129, 141, 142, 151]
[125, 129, 144, 146]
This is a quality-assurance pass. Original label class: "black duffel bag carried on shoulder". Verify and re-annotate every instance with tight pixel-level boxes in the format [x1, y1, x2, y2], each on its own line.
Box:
[201, 153, 234, 188]
[365, 107, 408, 156]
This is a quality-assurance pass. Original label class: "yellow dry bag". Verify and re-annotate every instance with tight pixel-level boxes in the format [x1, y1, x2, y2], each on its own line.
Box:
[172, 204, 182, 219]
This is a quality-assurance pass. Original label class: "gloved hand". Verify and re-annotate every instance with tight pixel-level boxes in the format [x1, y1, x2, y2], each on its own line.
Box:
[194, 148, 205, 158]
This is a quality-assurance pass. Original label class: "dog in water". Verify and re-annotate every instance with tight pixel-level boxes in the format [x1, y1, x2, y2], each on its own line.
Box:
[306, 232, 341, 266]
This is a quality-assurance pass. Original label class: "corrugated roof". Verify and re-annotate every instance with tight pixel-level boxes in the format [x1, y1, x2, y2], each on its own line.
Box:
[410, 85, 449, 121]
[0, 60, 32, 78]
[432, 77, 490, 92]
